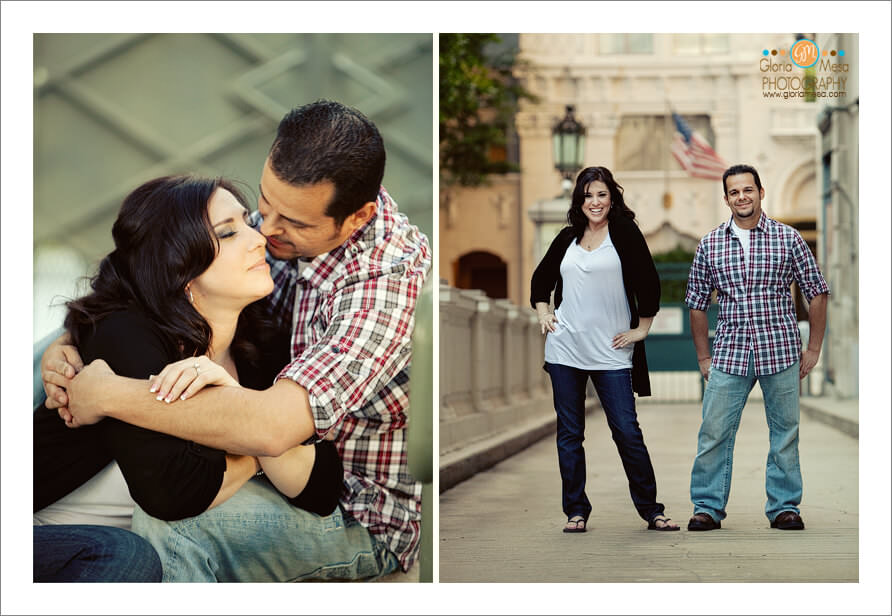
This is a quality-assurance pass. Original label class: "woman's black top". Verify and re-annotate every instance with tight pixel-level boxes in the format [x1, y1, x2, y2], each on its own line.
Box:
[529, 216, 661, 396]
[33, 308, 290, 520]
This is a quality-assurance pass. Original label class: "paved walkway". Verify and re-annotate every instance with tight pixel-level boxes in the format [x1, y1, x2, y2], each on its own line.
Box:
[439, 400, 858, 583]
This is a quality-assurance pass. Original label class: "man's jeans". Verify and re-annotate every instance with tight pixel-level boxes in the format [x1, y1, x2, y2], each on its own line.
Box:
[34, 524, 162, 582]
[131, 476, 400, 582]
[690, 356, 802, 522]
[544, 363, 665, 523]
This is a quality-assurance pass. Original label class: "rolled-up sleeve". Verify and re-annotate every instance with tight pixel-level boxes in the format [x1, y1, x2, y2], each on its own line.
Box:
[685, 240, 713, 311]
[277, 272, 421, 439]
[791, 232, 830, 301]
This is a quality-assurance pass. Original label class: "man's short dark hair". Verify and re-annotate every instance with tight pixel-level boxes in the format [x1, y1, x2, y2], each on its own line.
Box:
[268, 100, 385, 226]
[722, 164, 763, 195]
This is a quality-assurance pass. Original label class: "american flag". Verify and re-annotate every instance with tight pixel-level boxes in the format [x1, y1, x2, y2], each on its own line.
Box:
[670, 112, 727, 181]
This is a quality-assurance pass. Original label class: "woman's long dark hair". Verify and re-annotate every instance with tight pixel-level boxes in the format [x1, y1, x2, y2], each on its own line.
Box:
[566, 166, 636, 241]
[65, 175, 277, 366]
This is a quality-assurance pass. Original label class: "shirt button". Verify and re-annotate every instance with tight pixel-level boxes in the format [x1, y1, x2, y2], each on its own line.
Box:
[332, 346, 340, 353]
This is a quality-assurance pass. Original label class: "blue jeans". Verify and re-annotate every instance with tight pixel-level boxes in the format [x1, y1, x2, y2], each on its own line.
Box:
[34, 524, 162, 582]
[131, 476, 400, 582]
[544, 363, 665, 523]
[690, 356, 802, 522]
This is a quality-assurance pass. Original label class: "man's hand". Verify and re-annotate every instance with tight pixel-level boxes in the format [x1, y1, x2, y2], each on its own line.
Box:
[40, 335, 84, 412]
[65, 359, 115, 428]
[698, 357, 711, 381]
[800, 348, 820, 379]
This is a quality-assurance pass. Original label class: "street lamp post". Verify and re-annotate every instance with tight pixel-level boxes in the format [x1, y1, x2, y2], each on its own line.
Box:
[552, 104, 586, 196]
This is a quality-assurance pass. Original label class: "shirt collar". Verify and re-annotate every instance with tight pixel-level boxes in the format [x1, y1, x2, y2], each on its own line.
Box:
[298, 187, 393, 289]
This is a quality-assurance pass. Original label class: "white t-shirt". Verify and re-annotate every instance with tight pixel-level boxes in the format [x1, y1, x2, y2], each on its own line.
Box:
[730, 218, 751, 270]
[544, 233, 633, 370]
[33, 461, 135, 529]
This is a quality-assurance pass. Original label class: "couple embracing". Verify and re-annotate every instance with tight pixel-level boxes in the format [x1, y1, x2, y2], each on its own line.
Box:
[34, 100, 430, 582]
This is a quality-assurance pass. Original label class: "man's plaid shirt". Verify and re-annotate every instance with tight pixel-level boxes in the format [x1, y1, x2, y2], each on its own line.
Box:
[685, 212, 829, 377]
[254, 187, 430, 572]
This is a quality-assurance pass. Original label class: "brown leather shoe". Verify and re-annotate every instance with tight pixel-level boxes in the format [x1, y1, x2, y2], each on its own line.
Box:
[771, 511, 805, 530]
[687, 512, 721, 531]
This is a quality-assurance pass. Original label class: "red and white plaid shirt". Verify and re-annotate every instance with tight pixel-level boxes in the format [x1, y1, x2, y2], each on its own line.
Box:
[255, 187, 430, 571]
[685, 212, 829, 377]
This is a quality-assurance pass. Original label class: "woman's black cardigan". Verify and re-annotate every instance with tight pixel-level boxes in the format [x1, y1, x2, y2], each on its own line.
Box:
[529, 215, 660, 397]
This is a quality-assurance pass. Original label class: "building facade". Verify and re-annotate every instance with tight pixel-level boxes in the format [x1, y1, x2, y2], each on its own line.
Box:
[440, 32, 857, 397]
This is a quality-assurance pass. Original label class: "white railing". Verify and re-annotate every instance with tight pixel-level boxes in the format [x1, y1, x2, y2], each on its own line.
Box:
[439, 285, 553, 456]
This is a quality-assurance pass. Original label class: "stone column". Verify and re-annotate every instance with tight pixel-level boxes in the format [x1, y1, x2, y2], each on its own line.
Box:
[466, 289, 491, 414]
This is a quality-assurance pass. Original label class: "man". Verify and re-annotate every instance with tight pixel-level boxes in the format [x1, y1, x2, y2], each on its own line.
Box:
[40, 100, 431, 580]
[684, 164, 828, 532]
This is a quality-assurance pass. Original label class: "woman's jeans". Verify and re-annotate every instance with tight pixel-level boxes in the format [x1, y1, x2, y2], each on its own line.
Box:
[544, 363, 664, 523]
[34, 524, 162, 582]
[690, 357, 802, 522]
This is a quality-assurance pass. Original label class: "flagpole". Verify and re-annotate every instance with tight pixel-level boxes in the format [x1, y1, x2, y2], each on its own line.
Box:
[664, 95, 671, 212]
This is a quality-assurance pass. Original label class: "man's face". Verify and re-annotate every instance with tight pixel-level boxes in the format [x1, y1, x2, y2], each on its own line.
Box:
[723, 172, 765, 224]
[257, 158, 350, 260]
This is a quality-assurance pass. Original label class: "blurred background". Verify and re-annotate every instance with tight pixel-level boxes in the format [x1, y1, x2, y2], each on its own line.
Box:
[34, 33, 433, 342]
[439, 33, 859, 483]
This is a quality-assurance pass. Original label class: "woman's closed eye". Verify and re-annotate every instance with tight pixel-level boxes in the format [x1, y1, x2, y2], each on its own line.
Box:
[216, 226, 237, 240]
[216, 211, 254, 239]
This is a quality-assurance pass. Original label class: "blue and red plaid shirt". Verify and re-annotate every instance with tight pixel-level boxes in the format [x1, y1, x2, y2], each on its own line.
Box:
[685, 212, 829, 376]
[254, 187, 430, 572]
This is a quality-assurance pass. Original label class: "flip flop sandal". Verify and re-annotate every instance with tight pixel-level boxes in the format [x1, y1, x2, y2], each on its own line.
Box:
[563, 516, 587, 533]
[648, 516, 681, 531]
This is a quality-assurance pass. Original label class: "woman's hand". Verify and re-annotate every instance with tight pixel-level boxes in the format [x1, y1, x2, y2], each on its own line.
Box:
[538, 312, 558, 335]
[148, 356, 238, 403]
[611, 327, 648, 349]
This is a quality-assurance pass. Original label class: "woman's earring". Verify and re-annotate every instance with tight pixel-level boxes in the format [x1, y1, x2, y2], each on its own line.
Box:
[187, 287, 194, 303]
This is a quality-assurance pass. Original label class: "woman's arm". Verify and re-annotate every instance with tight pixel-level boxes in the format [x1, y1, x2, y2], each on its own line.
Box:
[627, 222, 661, 318]
[207, 454, 261, 509]
[257, 446, 316, 498]
[151, 356, 321, 505]
[530, 228, 573, 309]
[535, 301, 558, 334]
[612, 316, 654, 349]
[76, 312, 250, 520]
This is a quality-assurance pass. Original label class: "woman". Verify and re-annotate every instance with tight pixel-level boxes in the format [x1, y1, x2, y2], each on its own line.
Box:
[530, 166, 678, 533]
[33, 176, 342, 579]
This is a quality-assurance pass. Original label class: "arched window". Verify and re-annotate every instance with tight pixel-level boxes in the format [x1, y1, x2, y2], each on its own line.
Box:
[454, 251, 508, 299]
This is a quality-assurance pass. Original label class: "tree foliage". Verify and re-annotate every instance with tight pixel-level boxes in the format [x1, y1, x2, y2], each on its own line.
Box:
[652, 245, 696, 303]
[439, 34, 535, 187]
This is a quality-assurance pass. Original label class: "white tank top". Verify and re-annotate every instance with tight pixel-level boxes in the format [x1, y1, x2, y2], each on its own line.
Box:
[33, 461, 135, 529]
[544, 233, 633, 370]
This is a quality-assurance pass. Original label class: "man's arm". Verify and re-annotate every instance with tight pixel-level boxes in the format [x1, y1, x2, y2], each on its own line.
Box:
[67, 361, 315, 457]
[685, 239, 714, 381]
[789, 231, 830, 380]
[800, 292, 828, 379]
[690, 309, 711, 381]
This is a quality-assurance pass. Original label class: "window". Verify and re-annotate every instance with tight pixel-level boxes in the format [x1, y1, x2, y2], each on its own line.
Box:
[600, 34, 653, 55]
[673, 34, 730, 55]
[615, 114, 716, 171]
